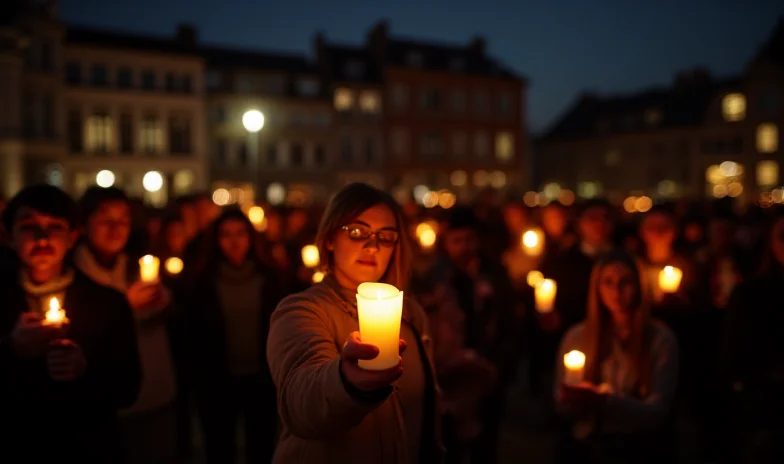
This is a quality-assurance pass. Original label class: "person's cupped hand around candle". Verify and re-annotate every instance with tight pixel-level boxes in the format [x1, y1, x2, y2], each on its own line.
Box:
[126, 280, 170, 312]
[558, 381, 607, 413]
[10, 312, 66, 357]
[341, 331, 407, 391]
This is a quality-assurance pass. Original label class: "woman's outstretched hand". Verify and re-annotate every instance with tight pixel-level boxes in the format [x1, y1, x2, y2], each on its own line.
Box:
[340, 331, 406, 392]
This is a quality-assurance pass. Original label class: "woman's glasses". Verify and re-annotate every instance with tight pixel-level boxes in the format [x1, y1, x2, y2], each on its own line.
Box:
[341, 224, 399, 246]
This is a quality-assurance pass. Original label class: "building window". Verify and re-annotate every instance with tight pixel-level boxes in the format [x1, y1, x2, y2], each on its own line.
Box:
[213, 106, 226, 123]
[173, 170, 194, 196]
[344, 60, 365, 79]
[267, 143, 278, 166]
[119, 113, 133, 154]
[205, 70, 222, 90]
[495, 132, 514, 162]
[290, 144, 304, 167]
[420, 133, 444, 158]
[264, 76, 285, 95]
[452, 91, 466, 113]
[360, 91, 381, 113]
[235, 74, 256, 93]
[499, 93, 512, 116]
[474, 92, 488, 115]
[165, 73, 176, 92]
[117, 67, 132, 88]
[392, 128, 408, 159]
[605, 149, 620, 166]
[141, 116, 163, 155]
[449, 57, 465, 71]
[66, 62, 81, 84]
[391, 84, 407, 109]
[406, 51, 424, 67]
[757, 161, 779, 187]
[22, 92, 36, 138]
[757, 123, 779, 153]
[340, 139, 353, 165]
[141, 70, 156, 90]
[645, 108, 663, 126]
[90, 65, 107, 87]
[297, 78, 320, 97]
[39, 42, 52, 72]
[181, 75, 192, 93]
[313, 112, 330, 127]
[364, 138, 375, 165]
[289, 112, 306, 126]
[474, 132, 489, 158]
[334, 88, 353, 111]
[42, 93, 55, 138]
[215, 138, 227, 163]
[420, 89, 440, 111]
[759, 92, 779, 114]
[67, 110, 83, 153]
[577, 182, 601, 199]
[314, 145, 326, 166]
[452, 132, 467, 158]
[237, 142, 248, 166]
[86, 114, 113, 154]
[722, 93, 746, 122]
[168, 117, 191, 155]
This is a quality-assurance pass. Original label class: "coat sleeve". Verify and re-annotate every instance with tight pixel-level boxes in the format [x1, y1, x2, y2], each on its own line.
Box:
[266, 294, 388, 439]
[78, 290, 142, 409]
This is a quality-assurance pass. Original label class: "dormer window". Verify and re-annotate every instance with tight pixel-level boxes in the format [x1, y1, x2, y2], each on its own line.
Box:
[406, 51, 424, 67]
[344, 60, 365, 79]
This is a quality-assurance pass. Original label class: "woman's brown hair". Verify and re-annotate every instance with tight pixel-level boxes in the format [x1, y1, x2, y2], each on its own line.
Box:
[315, 183, 412, 291]
[583, 248, 654, 397]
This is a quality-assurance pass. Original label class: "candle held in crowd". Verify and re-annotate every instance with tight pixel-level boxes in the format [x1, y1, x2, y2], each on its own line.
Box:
[535, 278, 557, 313]
[526, 270, 544, 288]
[658, 266, 683, 293]
[165, 257, 184, 276]
[248, 206, 265, 232]
[563, 350, 586, 385]
[521, 228, 544, 257]
[312, 271, 325, 283]
[43, 297, 68, 327]
[301, 245, 320, 268]
[139, 255, 160, 283]
[356, 282, 404, 371]
[415, 221, 437, 250]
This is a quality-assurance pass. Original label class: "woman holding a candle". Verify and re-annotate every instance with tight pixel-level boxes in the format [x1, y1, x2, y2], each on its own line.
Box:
[188, 208, 284, 464]
[267, 182, 441, 464]
[554, 249, 679, 463]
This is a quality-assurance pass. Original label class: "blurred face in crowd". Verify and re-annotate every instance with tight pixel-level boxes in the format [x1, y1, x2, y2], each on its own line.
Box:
[330, 204, 398, 290]
[444, 227, 480, 268]
[597, 260, 639, 319]
[147, 217, 162, 243]
[218, 218, 251, 267]
[542, 205, 567, 239]
[771, 217, 784, 267]
[684, 221, 703, 244]
[196, 197, 220, 230]
[578, 205, 613, 246]
[180, 202, 198, 239]
[86, 200, 131, 257]
[286, 210, 308, 237]
[166, 220, 188, 255]
[640, 212, 676, 250]
[265, 212, 282, 242]
[11, 208, 77, 282]
[708, 218, 734, 253]
[502, 204, 526, 233]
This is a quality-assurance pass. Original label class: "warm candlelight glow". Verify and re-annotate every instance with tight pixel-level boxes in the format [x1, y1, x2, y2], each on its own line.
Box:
[563, 350, 586, 385]
[248, 206, 265, 231]
[535, 278, 557, 313]
[527, 270, 544, 288]
[658, 266, 683, 293]
[44, 297, 68, 327]
[312, 271, 325, 283]
[139, 255, 160, 282]
[301, 245, 320, 268]
[356, 282, 404, 371]
[521, 229, 544, 257]
[418, 229, 437, 248]
[165, 257, 184, 275]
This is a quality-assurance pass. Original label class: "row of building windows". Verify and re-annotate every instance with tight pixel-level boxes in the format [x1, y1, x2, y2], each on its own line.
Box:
[390, 129, 515, 161]
[67, 112, 193, 155]
[65, 62, 194, 93]
[213, 138, 380, 168]
[211, 106, 332, 128]
[205, 71, 322, 98]
[721, 92, 780, 122]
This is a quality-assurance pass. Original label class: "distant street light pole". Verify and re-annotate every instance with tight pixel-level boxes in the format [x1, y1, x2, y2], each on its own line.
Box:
[242, 109, 265, 191]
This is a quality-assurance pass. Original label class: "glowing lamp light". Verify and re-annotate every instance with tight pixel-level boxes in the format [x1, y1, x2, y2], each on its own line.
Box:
[301, 245, 320, 268]
[142, 171, 164, 193]
[165, 257, 184, 276]
[242, 110, 265, 133]
[96, 170, 115, 188]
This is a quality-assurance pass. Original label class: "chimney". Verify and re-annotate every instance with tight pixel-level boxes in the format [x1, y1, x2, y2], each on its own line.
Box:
[312, 31, 325, 61]
[175, 23, 197, 48]
[469, 35, 486, 56]
[367, 19, 388, 63]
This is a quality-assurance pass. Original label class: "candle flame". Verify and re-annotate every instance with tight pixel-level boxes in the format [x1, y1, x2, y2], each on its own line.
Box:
[522, 230, 539, 248]
[540, 279, 554, 292]
[527, 270, 544, 288]
[248, 206, 265, 224]
[165, 257, 184, 275]
[49, 297, 60, 312]
[45, 297, 66, 324]
[312, 271, 325, 283]
[564, 350, 586, 369]
[142, 255, 154, 265]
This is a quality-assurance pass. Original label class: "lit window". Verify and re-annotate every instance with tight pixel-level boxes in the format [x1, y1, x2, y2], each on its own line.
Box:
[757, 161, 779, 187]
[495, 132, 514, 162]
[657, 180, 677, 197]
[333, 88, 353, 111]
[450, 170, 467, 187]
[577, 182, 601, 199]
[85, 114, 113, 153]
[473, 170, 488, 187]
[489, 171, 507, 188]
[605, 149, 620, 166]
[359, 91, 380, 113]
[173, 170, 194, 196]
[474, 132, 489, 158]
[756, 123, 778, 153]
[140, 116, 163, 155]
[722, 93, 746, 122]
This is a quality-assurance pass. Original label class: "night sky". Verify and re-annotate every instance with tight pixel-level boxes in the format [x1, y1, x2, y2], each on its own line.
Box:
[60, 0, 782, 134]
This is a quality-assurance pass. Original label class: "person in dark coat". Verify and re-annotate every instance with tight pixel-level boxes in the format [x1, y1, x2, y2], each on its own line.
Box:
[0, 184, 141, 463]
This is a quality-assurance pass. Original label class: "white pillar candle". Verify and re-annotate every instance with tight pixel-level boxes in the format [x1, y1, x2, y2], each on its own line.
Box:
[535, 278, 557, 313]
[563, 350, 586, 385]
[658, 266, 683, 293]
[139, 255, 160, 283]
[356, 282, 404, 371]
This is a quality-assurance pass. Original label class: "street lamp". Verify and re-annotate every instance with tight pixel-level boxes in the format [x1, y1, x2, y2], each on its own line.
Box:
[242, 110, 265, 185]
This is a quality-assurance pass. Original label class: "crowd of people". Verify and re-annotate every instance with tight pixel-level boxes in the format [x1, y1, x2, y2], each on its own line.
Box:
[0, 181, 782, 464]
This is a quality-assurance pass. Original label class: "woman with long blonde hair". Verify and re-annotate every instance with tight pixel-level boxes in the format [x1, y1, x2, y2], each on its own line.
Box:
[266, 183, 441, 464]
[554, 249, 679, 463]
